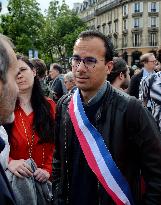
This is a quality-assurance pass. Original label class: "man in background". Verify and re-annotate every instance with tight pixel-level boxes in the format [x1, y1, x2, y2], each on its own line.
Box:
[64, 71, 76, 93]
[107, 57, 130, 92]
[128, 53, 156, 98]
[48, 63, 67, 102]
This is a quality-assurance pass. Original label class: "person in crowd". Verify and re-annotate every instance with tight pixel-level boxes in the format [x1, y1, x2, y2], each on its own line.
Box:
[30, 58, 49, 96]
[7, 55, 56, 182]
[140, 71, 161, 132]
[48, 63, 67, 102]
[64, 71, 76, 93]
[107, 57, 130, 92]
[128, 53, 157, 98]
[52, 30, 161, 205]
[0, 34, 18, 204]
[129, 66, 134, 78]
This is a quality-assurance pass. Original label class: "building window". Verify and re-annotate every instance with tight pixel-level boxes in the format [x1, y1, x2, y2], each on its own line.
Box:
[123, 4, 128, 16]
[148, 17, 159, 27]
[148, 2, 159, 12]
[123, 35, 127, 47]
[114, 37, 118, 48]
[151, 17, 156, 27]
[134, 2, 140, 12]
[108, 23, 112, 34]
[151, 2, 156, 12]
[133, 33, 141, 47]
[114, 21, 118, 33]
[133, 2, 143, 13]
[97, 25, 100, 31]
[149, 33, 157, 46]
[102, 24, 106, 34]
[123, 19, 127, 30]
[134, 18, 139, 28]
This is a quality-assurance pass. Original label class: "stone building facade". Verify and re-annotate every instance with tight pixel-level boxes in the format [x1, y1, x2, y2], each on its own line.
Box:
[74, 0, 161, 66]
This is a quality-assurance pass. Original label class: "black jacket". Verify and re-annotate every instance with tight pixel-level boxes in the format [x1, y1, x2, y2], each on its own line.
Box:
[128, 70, 143, 99]
[52, 84, 161, 205]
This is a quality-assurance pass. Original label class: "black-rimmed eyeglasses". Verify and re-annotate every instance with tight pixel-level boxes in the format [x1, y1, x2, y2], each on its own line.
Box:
[69, 56, 104, 70]
[148, 60, 158, 64]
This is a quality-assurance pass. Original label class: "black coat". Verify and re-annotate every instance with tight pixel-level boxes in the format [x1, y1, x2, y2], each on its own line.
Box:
[52, 84, 161, 205]
[128, 70, 143, 99]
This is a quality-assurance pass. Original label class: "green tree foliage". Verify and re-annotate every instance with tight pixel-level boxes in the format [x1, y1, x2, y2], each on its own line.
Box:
[1, 0, 44, 55]
[41, 0, 87, 65]
[1, 0, 86, 64]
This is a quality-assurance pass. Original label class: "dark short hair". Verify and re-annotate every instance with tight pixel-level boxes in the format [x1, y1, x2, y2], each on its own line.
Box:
[30, 58, 47, 78]
[16, 54, 35, 71]
[0, 34, 14, 83]
[51, 63, 62, 74]
[77, 30, 114, 62]
[140, 53, 154, 64]
[107, 57, 128, 83]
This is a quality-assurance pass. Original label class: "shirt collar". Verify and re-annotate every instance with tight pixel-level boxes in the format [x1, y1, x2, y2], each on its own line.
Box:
[143, 67, 155, 77]
[82, 81, 107, 106]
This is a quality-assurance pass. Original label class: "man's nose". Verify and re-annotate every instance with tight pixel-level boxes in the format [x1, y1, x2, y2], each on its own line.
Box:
[76, 60, 86, 71]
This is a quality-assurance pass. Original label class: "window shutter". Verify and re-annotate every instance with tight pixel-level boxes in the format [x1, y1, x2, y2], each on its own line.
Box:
[132, 19, 135, 28]
[148, 17, 151, 27]
[140, 18, 143, 28]
[148, 2, 151, 12]
[132, 3, 135, 13]
[126, 4, 128, 14]
[156, 17, 159, 27]
[156, 2, 159, 12]
[140, 2, 143, 12]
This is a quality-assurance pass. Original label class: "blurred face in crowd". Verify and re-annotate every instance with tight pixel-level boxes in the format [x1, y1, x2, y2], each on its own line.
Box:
[64, 77, 75, 91]
[121, 67, 130, 90]
[71, 37, 113, 101]
[49, 67, 59, 80]
[16, 60, 36, 94]
[144, 54, 157, 72]
[0, 42, 19, 124]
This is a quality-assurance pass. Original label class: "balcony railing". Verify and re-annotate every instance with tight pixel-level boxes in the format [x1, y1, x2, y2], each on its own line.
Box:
[149, 42, 158, 46]
[82, 13, 95, 22]
[95, 0, 119, 16]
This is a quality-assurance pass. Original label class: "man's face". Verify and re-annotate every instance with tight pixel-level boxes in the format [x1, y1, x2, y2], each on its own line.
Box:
[49, 67, 59, 80]
[64, 78, 75, 91]
[121, 67, 130, 90]
[144, 55, 157, 71]
[0, 45, 19, 124]
[72, 37, 112, 97]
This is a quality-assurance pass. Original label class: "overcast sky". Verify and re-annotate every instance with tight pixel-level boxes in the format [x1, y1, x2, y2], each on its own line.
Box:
[1, 0, 83, 13]
[37, 0, 83, 10]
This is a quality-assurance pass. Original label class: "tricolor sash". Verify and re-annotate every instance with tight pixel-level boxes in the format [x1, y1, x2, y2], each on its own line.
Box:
[68, 89, 134, 205]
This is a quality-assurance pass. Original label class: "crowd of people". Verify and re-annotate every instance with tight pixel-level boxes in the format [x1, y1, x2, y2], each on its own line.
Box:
[0, 30, 161, 205]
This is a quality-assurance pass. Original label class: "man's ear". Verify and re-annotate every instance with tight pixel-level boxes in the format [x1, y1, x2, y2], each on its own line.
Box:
[119, 72, 124, 80]
[106, 61, 113, 74]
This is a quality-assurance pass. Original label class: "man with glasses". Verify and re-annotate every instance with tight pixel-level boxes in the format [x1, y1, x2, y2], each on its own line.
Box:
[52, 30, 161, 205]
[128, 53, 156, 100]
